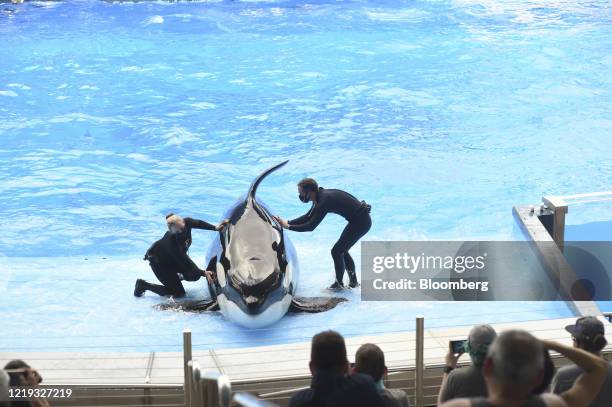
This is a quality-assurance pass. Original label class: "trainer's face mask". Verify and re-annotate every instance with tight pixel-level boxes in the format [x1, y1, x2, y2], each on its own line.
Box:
[169, 223, 185, 234]
[298, 187, 310, 203]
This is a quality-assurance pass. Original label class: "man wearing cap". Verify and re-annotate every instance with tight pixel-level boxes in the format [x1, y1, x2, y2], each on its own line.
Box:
[551, 316, 612, 407]
[438, 325, 497, 404]
[440, 330, 608, 407]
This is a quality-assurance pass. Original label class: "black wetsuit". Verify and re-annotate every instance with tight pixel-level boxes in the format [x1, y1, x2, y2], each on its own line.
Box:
[142, 217, 216, 297]
[289, 371, 385, 407]
[288, 188, 371, 285]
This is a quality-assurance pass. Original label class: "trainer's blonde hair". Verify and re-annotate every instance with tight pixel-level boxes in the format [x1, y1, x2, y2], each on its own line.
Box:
[166, 214, 185, 230]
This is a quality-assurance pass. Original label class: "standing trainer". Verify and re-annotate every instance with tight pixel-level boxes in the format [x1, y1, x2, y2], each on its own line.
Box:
[134, 213, 227, 298]
[274, 178, 371, 290]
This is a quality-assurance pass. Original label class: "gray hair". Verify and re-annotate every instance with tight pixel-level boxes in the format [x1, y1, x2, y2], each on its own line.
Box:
[166, 214, 185, 230]
[488, 330, 544, 385]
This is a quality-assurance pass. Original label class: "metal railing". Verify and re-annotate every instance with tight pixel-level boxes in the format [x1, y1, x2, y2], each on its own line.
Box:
[177, 318, 422, 406]
[415, 315, 424, 407]
[542, 190, 612, 249]
[234, 392, 280, 407]
[184, 329, 231, 407]
[184, 329, 193, 406]
[6, 316, 611, 406]
[179, 317, 428, 407]
[544, 191, 612, 207]
[182, 329, 279, 406]
[186, 361, 231, 407]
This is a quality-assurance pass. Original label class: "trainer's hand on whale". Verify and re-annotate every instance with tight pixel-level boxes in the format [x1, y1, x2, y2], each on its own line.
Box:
[204, 270, 215, 284]
[273, 215, 289, 228]
[215, 219, 229, 231]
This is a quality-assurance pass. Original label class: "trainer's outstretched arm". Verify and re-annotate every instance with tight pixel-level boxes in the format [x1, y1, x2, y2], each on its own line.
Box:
[542, 339, 608, 407]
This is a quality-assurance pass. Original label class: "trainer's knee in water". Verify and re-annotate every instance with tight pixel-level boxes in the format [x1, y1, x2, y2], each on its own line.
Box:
[172, 287, 186, 297]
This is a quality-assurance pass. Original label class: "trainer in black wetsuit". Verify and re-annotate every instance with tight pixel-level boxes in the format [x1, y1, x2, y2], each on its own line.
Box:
[134, 214, 226, 298]
[275, 178, 371, 289]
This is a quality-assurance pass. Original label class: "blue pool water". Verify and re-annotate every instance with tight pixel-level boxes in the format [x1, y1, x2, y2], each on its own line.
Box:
[1, 0, 610, 352]
[565, 201, 612, 312]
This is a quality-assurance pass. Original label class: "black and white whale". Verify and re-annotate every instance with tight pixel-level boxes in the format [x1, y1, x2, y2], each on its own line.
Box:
[160, 160, 345, 328]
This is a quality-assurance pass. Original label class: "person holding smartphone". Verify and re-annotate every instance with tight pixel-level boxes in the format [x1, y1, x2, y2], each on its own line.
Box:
[439, 330, 609, 407]
[438, 325, 497, 404]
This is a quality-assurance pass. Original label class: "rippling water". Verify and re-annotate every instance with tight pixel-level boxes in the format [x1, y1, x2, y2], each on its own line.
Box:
[0, 0, 610, 351]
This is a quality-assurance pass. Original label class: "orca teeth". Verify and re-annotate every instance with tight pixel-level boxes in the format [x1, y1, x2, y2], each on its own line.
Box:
[244, 295, 258, 305]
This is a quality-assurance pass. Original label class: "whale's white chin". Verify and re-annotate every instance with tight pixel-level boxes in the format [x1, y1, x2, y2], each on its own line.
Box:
[217, 293, 293, 328]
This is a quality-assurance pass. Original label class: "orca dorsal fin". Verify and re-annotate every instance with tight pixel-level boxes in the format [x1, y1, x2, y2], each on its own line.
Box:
[248, 160, 289, 201]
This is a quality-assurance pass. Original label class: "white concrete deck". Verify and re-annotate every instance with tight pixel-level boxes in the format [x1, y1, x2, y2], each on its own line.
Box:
[2, 316, 610, 386]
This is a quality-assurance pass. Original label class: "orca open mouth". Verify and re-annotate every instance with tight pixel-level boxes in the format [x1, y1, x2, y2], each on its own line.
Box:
[230, 271, 282, 314]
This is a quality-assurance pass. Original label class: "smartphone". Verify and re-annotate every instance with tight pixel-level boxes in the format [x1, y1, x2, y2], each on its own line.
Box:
[450, 339, 467, 355]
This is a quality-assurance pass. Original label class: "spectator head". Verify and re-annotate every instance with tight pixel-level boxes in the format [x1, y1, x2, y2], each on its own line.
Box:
[4, 360, 42, 386]
[0, 369, 9, 407]
[467, 324, 497, 367]
[166, 214, 185, 234]
[483, 330, 544, 396]
[354, 343, 387, 382]
[532, 348, 556, 394]
[565, 316, 608, 354]
[309, 331, 349, 375]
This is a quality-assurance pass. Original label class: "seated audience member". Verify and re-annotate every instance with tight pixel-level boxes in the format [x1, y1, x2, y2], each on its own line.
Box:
[1, 369, 9, 407]
[4, 360, 50, 407]
[533, 347, 556, 395]
[439, 330, 608, 407]
[289, 331, 385, 407]
[353, 343, 410, 407]
[438, 325, 497, 404]
[551, 316, 612, 407]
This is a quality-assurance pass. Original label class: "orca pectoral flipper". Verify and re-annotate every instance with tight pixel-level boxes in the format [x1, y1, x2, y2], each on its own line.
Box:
[289, 296, 347, 313]
[156, 299, 220, 313]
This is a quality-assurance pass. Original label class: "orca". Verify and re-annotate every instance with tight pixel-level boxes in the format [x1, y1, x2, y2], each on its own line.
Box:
[159, 160, 346, 328]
